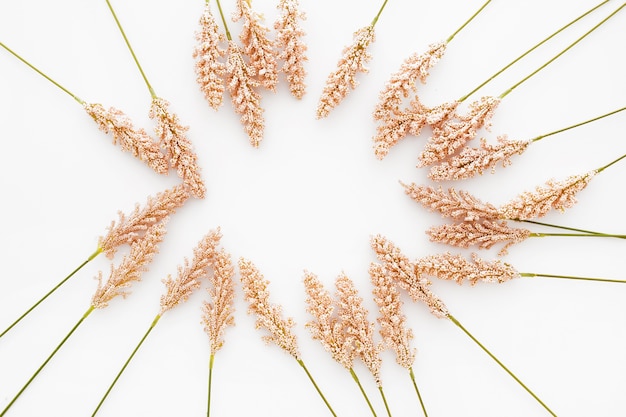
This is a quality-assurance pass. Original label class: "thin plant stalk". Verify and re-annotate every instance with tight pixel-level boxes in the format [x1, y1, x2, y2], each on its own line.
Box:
[0, 41, 85, 104]
[409, 367, 429, 417]
[91, 314, 162, 416]
[378, 386, 392, 417]
[214, 0, 232, 41]
[371, 0, 390, 26]
[446, 0, 492, 43]
[297, 359, 338, 417]
[530, 106, 626, 143]
[447, 314, 557, 417]
[499, 2, 625, 99]
[521, 273, 626, 284]
[458, 0, 609, 101]
[207, 354, 215, 417]
[104, 0, 157, 99]
[350, 368, 378, 417]
[530, 232, 626, 239]
[0, 248, 101, 339]
[0, 306, 95, 417]
[515, 219, 626, 239]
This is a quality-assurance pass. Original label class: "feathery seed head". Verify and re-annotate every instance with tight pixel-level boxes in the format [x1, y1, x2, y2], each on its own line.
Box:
[275, 0, 308, 99]
[98, 184, 190, 259]
[92, 221, 167, 309]
[160, 228, 222, 314]
[316, 25, 375, 119]
[84, 102, 168, 175]
[239, 258, 300, 359]
[203, 247, 236, 354]
[416, 252, 520, 285]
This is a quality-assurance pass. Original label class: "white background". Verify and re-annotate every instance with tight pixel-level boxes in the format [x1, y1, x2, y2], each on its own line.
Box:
[1, 0, 625, 416]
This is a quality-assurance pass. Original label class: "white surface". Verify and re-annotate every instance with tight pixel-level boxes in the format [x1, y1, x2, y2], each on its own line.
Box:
[1, 0, 625, 416]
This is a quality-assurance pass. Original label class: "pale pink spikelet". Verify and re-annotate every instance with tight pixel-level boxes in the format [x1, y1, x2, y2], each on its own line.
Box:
[335, 272, 383, 386]
[416, 252, 520, 286]
[304, 271, 355, 370]
[98, 184, 190, 259]
[193, 3, 227, 110]
[234, 0, 279, 91]
[498, 171, 597, 220]
[373, 97, 428, 160]
[239, 258, 301, 359]
[401, 182, 499, 222]
[274, 0, 308, 98]
[424, 99, 460, 128]
[369, 262, 415, 370]
[226, 41, 265, 147]
[92, 221, 167, 309]
[426, 220, 532, 255]
[84, 103, 168, 175]
[149, 97, 205, 199]
[429, 136, 531, 181]
[203, 247, 236, 354]
[160, 229, 222, 314]
[373, 41, 447, 121]
[418, 96, 501, 167]
[316, 25, 376, 119]
[370, 234, 449, 318]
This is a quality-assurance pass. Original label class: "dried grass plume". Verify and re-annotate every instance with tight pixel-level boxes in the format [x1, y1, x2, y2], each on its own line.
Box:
[84, 103, 168, 175]
[239, 258, 301, 359]
[274, 0, 308, 99]
[203, 247, 236, 354]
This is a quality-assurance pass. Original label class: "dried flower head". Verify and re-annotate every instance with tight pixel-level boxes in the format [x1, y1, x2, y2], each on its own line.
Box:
[274, 0, 308, 98]
[418, 96, 500, 167]
[373, 41, 447, 121]
[373, 97, 427, 160]
[98, 184, 190, 259]
[239, 258, 300, 359]
[149, 97, 206, 199]
[226, 41, 265, 147]
[429, 136, 531, 181]
[234, 0, 279, 91]
[303, 271, 355, 370]
[416, 252, 520, 286]
[335, 272, 383, 386]
[401, 182, 499, 222]
[316, 25, 375, 119]
[369, 262, 415, 369]
[426, 220, 532, 256]
[160, 229, 222, 314]
[498, 171, 597, 220]
[203, 247, 236, 354]
[370, 234, 448, 318]
[92, 221, 167, 309]
[193, 3, 227, 110]
[84, 103, 168, 175]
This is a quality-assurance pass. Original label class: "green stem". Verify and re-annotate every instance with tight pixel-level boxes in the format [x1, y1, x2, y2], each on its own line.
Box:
[378, 386, 392, 417]
[446, 0, 492, 43]
[0, 248, 101, 340]
[207, 353, 214, 417]
[0, 305, 95, 417]
[596, 151, 626, 173]
[104, 0, 157, 99]
[499, 2, 625, 99]
[214, 0, 232, 41]
[91, 314, 162, 416]
[531, 105, 626, 142]
[459, 0, 609, 102]
[297, 359, 338, 417]
[515, 219, 626, 239]
[447, 314, 557, 417]
[521, 272, 626, 284]
[349, 368, 378, 417]
[408, 367, 429, 417]
[0, 42, 84, 104]
[371, 0, 389, 26]
[530, 232, 626, 238]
